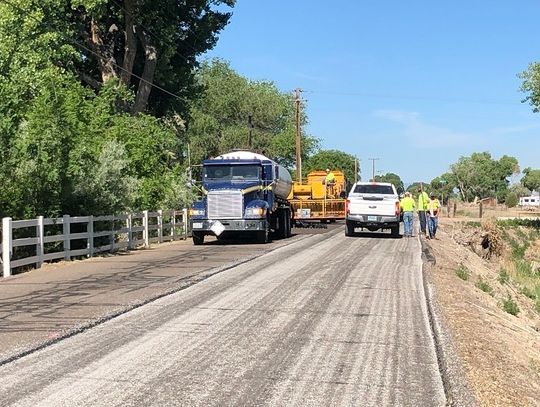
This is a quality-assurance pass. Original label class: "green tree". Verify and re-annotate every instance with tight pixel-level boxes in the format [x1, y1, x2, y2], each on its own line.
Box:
[374, 172, 404, 193]
[304, 150, 359, 186]
[0, 0, 235, 116]
[505, 192, 518, 208]
[521, 168, 540, 192]
[450, 152, 519, 202]
[187, 59, 319, 168]
[519, 63, 540, 112]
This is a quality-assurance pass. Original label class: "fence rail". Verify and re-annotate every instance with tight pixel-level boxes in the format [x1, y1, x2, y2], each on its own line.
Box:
[1, 209, 189, 278]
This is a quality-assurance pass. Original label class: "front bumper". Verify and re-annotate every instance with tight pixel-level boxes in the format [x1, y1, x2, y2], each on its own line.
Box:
[191, 219, 266, 234]
[346, 214, 399, 228]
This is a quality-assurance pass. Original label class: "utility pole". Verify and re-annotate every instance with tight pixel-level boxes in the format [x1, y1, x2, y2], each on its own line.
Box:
[368, 158, 380, 181]
[295, 88, 302, 183]
[247, 115, 253, 149]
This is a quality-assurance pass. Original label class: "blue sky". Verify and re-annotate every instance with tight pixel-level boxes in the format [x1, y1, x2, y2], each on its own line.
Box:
[205, 1, 540, 184]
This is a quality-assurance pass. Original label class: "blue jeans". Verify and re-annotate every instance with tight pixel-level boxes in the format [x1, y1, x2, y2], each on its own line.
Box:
[428, 216, 438, 238]
[403, 212, 413, 236]
[418, 211, 427, 233]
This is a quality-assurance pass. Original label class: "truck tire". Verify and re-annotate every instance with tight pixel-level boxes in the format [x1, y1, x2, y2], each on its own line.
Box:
[276, 209, 287, 239]
[345, 220, 355, 237]
[391, 225, 400, 238]
[285, 208, 292, 238]
[192, 232, 204, 245]
[256, 219, 270, 244]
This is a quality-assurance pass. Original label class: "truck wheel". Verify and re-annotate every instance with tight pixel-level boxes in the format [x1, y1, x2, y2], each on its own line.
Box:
[345, 220, 355, 236]
[391, 225, 400, 238]
[276, 209, 287, 239]
[256, 219, 270, 244]
[286, 209, 292, 238]
[192, 232, 204, 245]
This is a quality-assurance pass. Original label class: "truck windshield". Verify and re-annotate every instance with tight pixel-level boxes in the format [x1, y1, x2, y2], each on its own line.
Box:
[204, 165, 261, 181]
[354, 184, 394, 194]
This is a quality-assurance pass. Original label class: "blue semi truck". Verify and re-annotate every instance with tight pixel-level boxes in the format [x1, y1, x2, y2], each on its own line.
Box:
[189, 151, 293, 245]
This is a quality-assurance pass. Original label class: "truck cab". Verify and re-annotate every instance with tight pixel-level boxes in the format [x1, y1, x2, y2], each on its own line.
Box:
[190, 151, 292, 245]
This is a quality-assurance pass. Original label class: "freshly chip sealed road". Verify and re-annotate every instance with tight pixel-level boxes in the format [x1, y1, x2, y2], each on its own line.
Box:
[0, 230, 445, 406]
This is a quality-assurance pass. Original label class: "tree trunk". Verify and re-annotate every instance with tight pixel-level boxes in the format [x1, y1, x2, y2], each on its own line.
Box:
[132, 30, 157, 114]
[90, 18, 118, 82]
[120, 0, 137, 87]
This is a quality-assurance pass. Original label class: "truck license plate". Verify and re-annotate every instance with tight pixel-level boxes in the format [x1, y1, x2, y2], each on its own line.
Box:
[192, 222, 203, 228]
[367, 216, 377, 221]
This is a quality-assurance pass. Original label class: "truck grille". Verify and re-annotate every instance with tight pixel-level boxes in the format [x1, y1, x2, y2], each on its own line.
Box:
[207, 190, 243, 219]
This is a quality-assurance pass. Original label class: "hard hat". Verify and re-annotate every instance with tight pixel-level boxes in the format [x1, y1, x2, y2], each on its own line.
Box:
[326, 168, 330, 172]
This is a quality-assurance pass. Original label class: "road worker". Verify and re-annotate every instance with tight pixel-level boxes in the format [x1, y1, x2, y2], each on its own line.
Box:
[325, 169, 336, 198]
[417, 186, 430, 236]
[427, 192, 441, 239]
[400, 191, 416, 237]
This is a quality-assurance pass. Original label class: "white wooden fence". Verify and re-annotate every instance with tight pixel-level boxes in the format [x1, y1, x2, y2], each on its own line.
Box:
[1, 209, 189, 278]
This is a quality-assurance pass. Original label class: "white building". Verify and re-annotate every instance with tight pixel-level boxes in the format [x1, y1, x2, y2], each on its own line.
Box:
[519, 191, 540, 207]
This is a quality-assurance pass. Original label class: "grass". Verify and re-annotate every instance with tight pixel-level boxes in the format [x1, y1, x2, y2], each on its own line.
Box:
[456, 264, 470, 281]
[521, 286, 537, 300]
[476, 278, 493, 295]
[501, 294, 520, 316]
[498, 269, 509, 285]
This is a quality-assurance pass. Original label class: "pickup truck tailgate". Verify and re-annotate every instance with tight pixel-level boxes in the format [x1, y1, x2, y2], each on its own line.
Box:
[349, 195, 397, 216]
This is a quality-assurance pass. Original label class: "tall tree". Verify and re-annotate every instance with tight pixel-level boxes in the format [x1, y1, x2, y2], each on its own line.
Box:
[449, 152, 519, 202]
[521, 168, 540, 193]
[519, 63, 540, 112]
[304, 150, 359, 186]
[0, 0, 235, 116]
[186, 59, 319, 167]
[374, 172, 404, 193]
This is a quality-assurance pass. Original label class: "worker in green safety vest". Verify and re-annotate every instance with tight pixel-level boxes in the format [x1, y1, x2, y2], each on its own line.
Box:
[400, 191, 416, 237]
[417, 186, 429, 236]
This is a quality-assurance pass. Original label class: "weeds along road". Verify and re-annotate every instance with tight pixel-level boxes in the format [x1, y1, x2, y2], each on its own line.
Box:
[0, 229, 445, 407]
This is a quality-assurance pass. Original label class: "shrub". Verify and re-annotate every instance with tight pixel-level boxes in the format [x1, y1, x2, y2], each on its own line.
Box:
[505, 192, 518, 208]
[501, 295, 520, 316]
[456, 264, 470, 281]
[476, 278, 493, 295]
[521, 286, 537, 300]
[497, 269, 509, 285]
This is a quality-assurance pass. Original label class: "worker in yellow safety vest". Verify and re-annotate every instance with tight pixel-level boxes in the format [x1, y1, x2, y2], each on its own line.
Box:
[400, 191, 416, 237]
[416, 186, 430, 236]
[427, 192, 441, 239]
[325, 169, 336, 197]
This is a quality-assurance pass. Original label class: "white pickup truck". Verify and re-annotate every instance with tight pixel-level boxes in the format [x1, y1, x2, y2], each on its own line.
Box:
[345, 182, 401, 237]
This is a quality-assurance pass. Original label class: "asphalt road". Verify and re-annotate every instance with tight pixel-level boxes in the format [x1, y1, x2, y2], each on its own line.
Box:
[0, 228, 445, 406]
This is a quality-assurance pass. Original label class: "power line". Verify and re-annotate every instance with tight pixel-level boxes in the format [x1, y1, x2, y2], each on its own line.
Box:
[303, 89, 521, 106]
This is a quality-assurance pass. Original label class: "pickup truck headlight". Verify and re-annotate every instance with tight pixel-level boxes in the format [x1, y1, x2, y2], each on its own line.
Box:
[245, 207, 266, 218]
[189, 208, 205, 217]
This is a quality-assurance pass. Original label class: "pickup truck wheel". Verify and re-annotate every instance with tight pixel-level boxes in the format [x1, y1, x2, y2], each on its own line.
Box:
[391, 225, 400, 238]
[192, 232, 204, 245]
[345, 220, 355, 236]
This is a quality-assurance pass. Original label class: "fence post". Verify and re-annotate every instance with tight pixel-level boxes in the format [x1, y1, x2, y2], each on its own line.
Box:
[2, 217, 12, 277]
[479, 202, 483, 219]
[171, 210, 177, 241]
[110, 216, 115, 253]
[143, 210, 149, 247]
[127, 214, 133, 250]
[158, 209, 163, 244]
[36, 216, 44, 268]
[453, 202, 457, 217]
[63, 215, 71, 261]
[182, 208, 188, 240]
[88, 215, 94, 257]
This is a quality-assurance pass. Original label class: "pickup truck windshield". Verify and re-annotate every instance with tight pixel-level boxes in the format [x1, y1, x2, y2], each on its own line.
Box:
[204, 165, 261, 181]
[354, 184, 394, 194]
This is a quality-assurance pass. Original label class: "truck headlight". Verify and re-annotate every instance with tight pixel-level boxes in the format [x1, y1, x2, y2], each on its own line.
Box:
[189, 208, 205, 217]
[245, 207, 266, 218]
